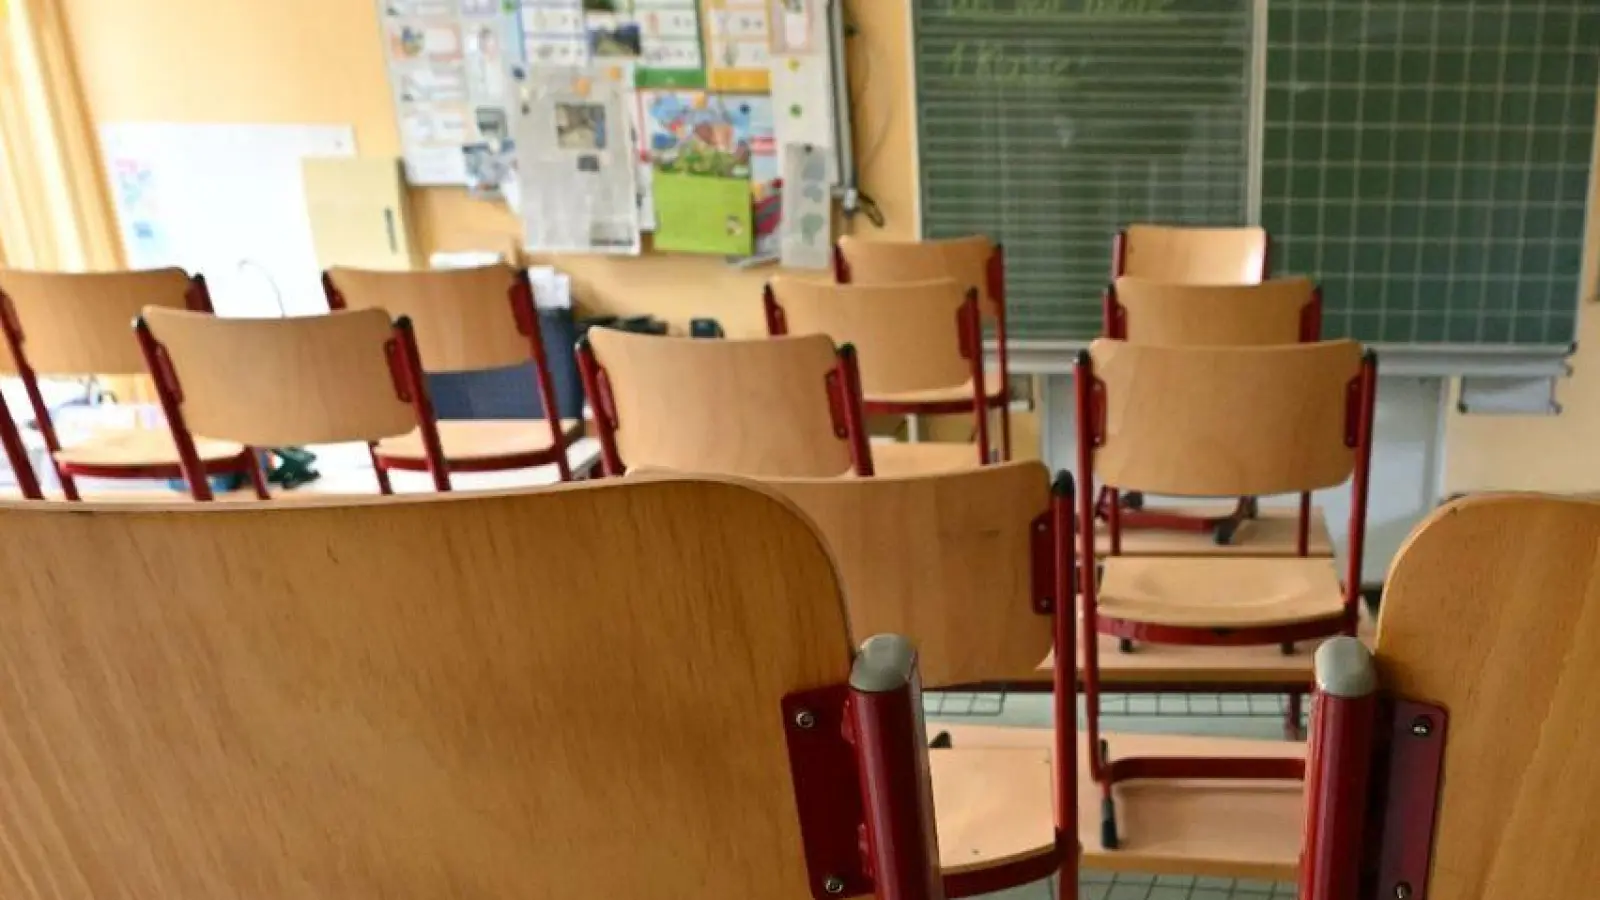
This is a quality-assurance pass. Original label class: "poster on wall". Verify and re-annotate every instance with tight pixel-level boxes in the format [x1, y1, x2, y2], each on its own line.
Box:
[379, 3, 472, 184]
[704, 0, 771, 91]
[634, 0, 706, 88]
[515, 69, 643, 255]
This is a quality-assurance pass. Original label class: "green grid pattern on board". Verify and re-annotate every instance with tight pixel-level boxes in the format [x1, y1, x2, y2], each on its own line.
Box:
[1262, 0, 1600, 347]
[912, 0, 1255, 341]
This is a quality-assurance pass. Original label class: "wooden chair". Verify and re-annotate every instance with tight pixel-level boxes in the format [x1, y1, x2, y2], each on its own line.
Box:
[1099, 276, 1325, 545]
[0, 478, 946, 900]
[136, 306, 449, 500]
[577, 329, 876, 477]
[760, 461, 1075, 899]
[833, 235, 1012, 459]
[1113, 224, 1269, 284]
[1075, 339, 1376, 850]
[1301, 493, 1600, 900]
[765, 276, 989, 471]
[324, 264, 579, 482]
[0, 268, 253, 500]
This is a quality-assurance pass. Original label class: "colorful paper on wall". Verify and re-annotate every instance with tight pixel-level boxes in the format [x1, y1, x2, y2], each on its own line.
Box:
[780, 142, 831, 268]
[635, 0, 705, 87]
[768, 0, 813, 53]
[518, 0, 587, 66]
[515, 68, 642, 254]
[380, 4, 472, 184]
[769, 53, 836, 181]
[705, 0, 771, 91]
[652, 171, 753, 256]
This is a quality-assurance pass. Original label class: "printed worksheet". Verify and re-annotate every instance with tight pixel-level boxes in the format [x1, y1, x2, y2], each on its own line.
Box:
[515, 69, 642, 254]
[380, 6, 472, 184]
[635, 0, 705, 87]
[704, 0, 770, 91]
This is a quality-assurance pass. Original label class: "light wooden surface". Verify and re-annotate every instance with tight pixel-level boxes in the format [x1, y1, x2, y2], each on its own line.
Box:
[935, 726, 1302, 880]
[1113, 276, 1315, 346]
[327, 264, 530, 372]
[1096, 504, 1334, 557]
[1091, 339, 1362, 496]
[52, 428, 243, 467]
[303, 156, 419, 271]
[930, 748, 1057, 875]
[0, 268, 195, 374]
[0, 477, 854, 899]
[770, 276, 972, 396]
[837, 234, 1001, 320]
[375, 419, 581, 462]
[763, 462, 1053, 688]
[1119, 225, 1268, 284]
[870, 371, 1004, 405]
[1099, 556, 1345, 628]
[589, 329, 854, 476]
[1374, 493, 1600, 899]
[141, 306, 418, 447]
[871, 441, 982, 475]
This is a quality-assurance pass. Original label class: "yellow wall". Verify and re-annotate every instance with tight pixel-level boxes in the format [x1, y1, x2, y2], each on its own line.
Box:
[59, 0, 919, 339]
[53, 0, 1600, 488]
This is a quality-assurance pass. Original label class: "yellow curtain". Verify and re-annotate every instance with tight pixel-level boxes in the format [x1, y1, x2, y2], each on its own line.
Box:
[0, 0, 120, 271]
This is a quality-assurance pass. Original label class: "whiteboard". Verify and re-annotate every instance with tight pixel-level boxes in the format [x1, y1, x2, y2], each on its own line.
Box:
[99, 123, 357, 318]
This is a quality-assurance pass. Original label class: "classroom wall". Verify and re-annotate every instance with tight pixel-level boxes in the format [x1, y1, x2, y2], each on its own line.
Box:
[54, 0, 1600, 489]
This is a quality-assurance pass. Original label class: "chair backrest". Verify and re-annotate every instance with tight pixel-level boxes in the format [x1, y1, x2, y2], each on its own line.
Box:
[1116, 224, 1268, 284]
[324, 264, 536, 373]
[1108, 276, 1320, 345]
[139, 306, 421, 447]
[1081, 338, 1368, 497]
[0, 478, 885, 900]
[835, 235, 1002, 321]
[761, 462, 1055, 688]
[1307, 494, 1600, 900]
[767, 277, 975, 395]
[582, 329, 865, 477]
[0, 268, 207, 375]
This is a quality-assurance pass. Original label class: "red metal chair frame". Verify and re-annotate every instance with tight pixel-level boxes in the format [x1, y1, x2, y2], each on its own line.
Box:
[1102, 228, 1276, 542]
[135, 313, 450, 501]
[576, 334, 876, 479]
[0, 274, 255, 500]
[323, 268, 573, 485]
[1074, 346, 1378, 850]
[1298, 638, 1447, 900]
[765, 283, 990, 467]
[833, 242, 1013, 462]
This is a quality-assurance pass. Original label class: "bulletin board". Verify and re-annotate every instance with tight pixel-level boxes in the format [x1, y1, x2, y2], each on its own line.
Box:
[377, 0, 843, 263]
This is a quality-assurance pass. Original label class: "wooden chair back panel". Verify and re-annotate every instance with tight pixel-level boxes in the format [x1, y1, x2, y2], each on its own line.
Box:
[1113, 276, 1315, 346]
[0, 479, 850, 900]
[0, 268, 197, 374]
[1120, 225, 1267, 284]
[1376, 494, 1600, 900]
[141, 307, 418, 447]
[837, 235, 999, 320]
[326, 265, 529, 372]
[1091, 338, 1361, 496]
[771, 277, 971, 395]
[764, 462, 1052, 688]
[589, 329, 853, 476]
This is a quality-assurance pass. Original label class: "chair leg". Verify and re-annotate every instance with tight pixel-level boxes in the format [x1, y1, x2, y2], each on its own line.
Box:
[1099, 739, 1119, 850]
[1285, 691, 1305, 741]
[368, 443, 394, 495]
[246, 452, 271, 500]
[999, 400, 1013, 462]
[55, 469, 80, 502]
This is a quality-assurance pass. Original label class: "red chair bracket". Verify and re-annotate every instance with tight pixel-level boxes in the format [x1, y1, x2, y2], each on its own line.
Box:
[1344, 376, 1363, 448]
[763, 286, 789, 336]
[1300, 287, 1324, 342]
[1372, 698, 1449, 900]
[151, 342, 184, 404]
[509, 280, 538, 337]
[782, 685, 874, 900]
[824, 370, 850, 438]
[592, 368, 618, 431]
[383, 338, 413, 403]
[1102, 290, 1127, 340]
[1029, 511, 1056, 615]
[1086, 378, 1107, 448]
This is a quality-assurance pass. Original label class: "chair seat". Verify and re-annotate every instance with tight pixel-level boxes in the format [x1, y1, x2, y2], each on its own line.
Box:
[929, 747, 1058, 878]
[376, 419, 581, 463]
[934, 726, 1303, 881]
[1099, 556, 1345, 628]
[53, 429, 245, 469]
[866, 371, 1005, 407]
[871, 441, 983, 475]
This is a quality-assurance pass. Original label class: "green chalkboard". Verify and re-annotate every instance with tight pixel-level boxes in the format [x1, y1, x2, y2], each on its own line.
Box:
[912, 0, 1254, 341]
[912, 0, 1600, 348]
[1262, 1, 1599, 348]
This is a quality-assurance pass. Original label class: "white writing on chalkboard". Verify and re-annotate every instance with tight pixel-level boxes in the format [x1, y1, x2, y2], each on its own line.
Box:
[945, 40, 1084, 86]
[945, 0, 1176, 18]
